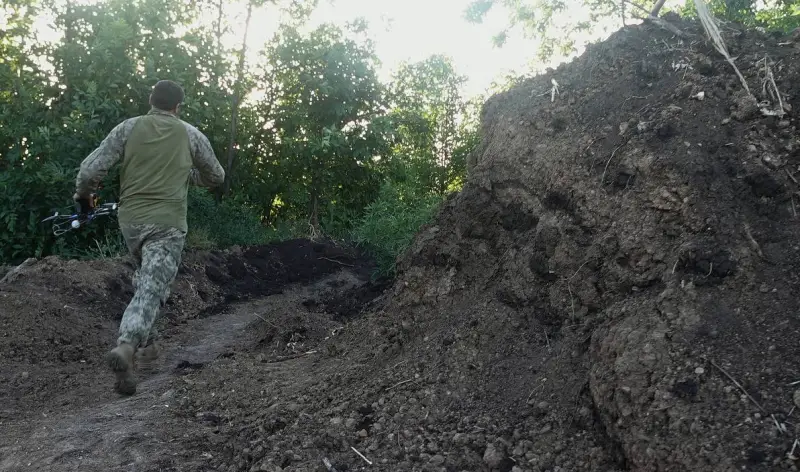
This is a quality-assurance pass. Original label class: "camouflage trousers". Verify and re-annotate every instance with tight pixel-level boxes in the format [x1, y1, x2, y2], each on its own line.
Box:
[118, 223, 186, 349]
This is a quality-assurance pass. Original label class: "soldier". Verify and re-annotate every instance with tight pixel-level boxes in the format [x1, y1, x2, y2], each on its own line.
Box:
[73, 80, 225, 395]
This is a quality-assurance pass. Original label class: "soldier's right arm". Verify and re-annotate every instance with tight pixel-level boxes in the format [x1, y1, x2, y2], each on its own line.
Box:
[186, 125, 225, 188]
[75, 118, 138, 197]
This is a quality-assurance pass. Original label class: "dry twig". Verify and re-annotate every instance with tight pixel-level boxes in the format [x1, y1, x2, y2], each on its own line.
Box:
[566, 259, 592, 320]
[788, 439, 800, 460]
[387, 378, 415, 390]
[694, 0, 752, 97]
[761, 55, 786, 117]
[351, 446, 373, 466]
[270, 350, 317, 362]
[623, 0, 687, 37]
[601, 144, 625, 185]
[319, 257, 354, 267]
[773, 414, 789, 435]
[253, 313, 278, 328]
[743, 223, 766, 260]
[322, 457, 339, 472]
[709, 358, 767, 415]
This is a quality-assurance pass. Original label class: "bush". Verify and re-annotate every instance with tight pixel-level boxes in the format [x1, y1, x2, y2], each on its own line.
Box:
[352, 182, 443, 277]
[187, 188, 274, 248]
[58, 230, 128, 261]
[0, 161, 119, 264]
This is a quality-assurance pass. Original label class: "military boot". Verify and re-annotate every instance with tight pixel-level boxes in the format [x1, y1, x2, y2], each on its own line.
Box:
[106, 342, 137, 395]
[135, 340, 161, 372]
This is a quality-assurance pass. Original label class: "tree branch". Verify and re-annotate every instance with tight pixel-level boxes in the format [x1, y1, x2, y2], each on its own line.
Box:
[622, 0, 688, 37]
[650, 0, 667, 17]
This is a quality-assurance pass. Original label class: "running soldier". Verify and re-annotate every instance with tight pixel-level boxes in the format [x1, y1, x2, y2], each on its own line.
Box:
[73, 80, 225, 395]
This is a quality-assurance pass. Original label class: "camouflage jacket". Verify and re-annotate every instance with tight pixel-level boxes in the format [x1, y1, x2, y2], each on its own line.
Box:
[75, 108, 225, 197]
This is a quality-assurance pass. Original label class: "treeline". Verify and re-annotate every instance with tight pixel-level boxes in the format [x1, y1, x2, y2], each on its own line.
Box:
[1, 0, 482, 274]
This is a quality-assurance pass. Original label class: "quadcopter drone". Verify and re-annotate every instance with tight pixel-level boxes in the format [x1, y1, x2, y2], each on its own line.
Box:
[41, 194, 119, 236]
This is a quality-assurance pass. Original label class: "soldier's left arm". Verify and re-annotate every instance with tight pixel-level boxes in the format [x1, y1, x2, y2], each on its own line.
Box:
[185, 124, 225, 188]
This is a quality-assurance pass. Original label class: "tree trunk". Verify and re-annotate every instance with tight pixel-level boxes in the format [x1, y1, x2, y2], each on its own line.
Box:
[309, 160, 321, 233]
[260, 191, 277, 226]
[61, 0, 76, 109]
[650, 0, 667, 17]
[214, 0, 224, 88]
[215, 0, 224, 54]
[219, 0, 253, 201]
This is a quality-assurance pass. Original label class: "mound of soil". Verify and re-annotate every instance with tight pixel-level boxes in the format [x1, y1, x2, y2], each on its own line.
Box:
[167, 16, 800, 472]
[0, 238, 373, 420]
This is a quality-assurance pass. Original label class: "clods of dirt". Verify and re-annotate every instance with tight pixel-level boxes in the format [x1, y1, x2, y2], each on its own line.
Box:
[4, 15, 800, 472]
[168, 16, 800, 472]
[0, 238, 375, 423]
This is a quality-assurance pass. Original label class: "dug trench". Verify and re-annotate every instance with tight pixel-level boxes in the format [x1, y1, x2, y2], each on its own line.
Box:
[0, 239, 384, 471]
[2, 15, 800, 472]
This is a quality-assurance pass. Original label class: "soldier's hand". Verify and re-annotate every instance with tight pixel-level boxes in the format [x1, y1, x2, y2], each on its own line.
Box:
[73, 192, 97, 214]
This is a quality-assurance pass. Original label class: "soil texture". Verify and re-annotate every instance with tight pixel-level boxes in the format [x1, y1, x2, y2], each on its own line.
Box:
[3, 15, 800, 472]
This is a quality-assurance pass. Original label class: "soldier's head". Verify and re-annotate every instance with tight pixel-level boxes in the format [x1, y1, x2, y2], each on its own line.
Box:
[149, 80, 184, 114]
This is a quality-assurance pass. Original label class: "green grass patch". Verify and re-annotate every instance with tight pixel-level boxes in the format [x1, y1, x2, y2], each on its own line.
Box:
[352, 182, 443, 277]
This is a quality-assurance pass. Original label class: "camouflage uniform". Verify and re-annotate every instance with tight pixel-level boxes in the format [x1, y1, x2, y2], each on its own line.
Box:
[75, 108, 224, 359]
[75, 110, 225, 199]
[119, 223, 186, 348]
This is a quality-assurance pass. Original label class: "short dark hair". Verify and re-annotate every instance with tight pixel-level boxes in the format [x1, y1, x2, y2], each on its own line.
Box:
[150, 80, 184, 110]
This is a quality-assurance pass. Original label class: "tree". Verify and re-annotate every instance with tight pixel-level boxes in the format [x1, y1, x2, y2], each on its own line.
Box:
[252, 21, 393, 231]
[386, 55, 478, 196]
[677, 0, 800, 31]
[465, 0, 800, 63]
[0, 0, 234, 262]
[464, 0, 638, 61]
[217, 0, 320, 200]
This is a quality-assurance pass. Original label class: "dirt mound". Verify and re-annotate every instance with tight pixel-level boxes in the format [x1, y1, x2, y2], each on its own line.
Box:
[165, 17, 800, 472]
[380, 17, 800, 471]
[0, 238, 372, 422]
[4, 17, 800, 472]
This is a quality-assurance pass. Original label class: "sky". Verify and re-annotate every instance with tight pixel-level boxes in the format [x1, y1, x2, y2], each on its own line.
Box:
[306, 0, 535, 97]
[27, 0, 679, 99]
[205, 0, 625, 99]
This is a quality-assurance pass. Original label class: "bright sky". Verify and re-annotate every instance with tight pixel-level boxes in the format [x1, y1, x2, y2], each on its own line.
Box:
[28, 0, 684, 100]
[307, 0, 534, 97]
[201, 0, 631, 99]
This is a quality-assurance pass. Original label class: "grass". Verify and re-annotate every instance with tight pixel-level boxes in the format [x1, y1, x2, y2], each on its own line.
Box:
[41, 182, 444, 273]
[351, 182, 444, 277]
[57, 229, 128, 261]
[186, 188, 273, 249]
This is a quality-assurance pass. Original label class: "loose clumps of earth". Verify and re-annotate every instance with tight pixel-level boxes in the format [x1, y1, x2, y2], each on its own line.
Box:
[2, 15, 800, 472]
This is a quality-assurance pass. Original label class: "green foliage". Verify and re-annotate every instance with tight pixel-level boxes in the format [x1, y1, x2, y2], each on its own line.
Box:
[60, 230, 128, 261]
[464, 0, 631, 61]
[352, 182, 444, 277]
[242, 22, 393, 229]
[0, 0, 482, 272]
[187, 188, 274, 248]
[387, 55, 480, 196]
[0, 0, 235, 263]
[676, 0, 800, 31]
[466, 0, 799, 62]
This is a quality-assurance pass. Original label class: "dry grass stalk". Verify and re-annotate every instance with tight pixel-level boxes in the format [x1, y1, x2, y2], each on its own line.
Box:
[694, 0, 752, 97]
[760, 55, 787, 117]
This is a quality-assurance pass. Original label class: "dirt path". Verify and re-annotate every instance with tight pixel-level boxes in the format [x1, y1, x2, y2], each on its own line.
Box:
[0, 272, 359, 472]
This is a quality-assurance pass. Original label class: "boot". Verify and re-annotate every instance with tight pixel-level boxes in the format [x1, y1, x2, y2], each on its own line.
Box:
[106, 342, 137, 395]
[135, 341, 161, 372]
